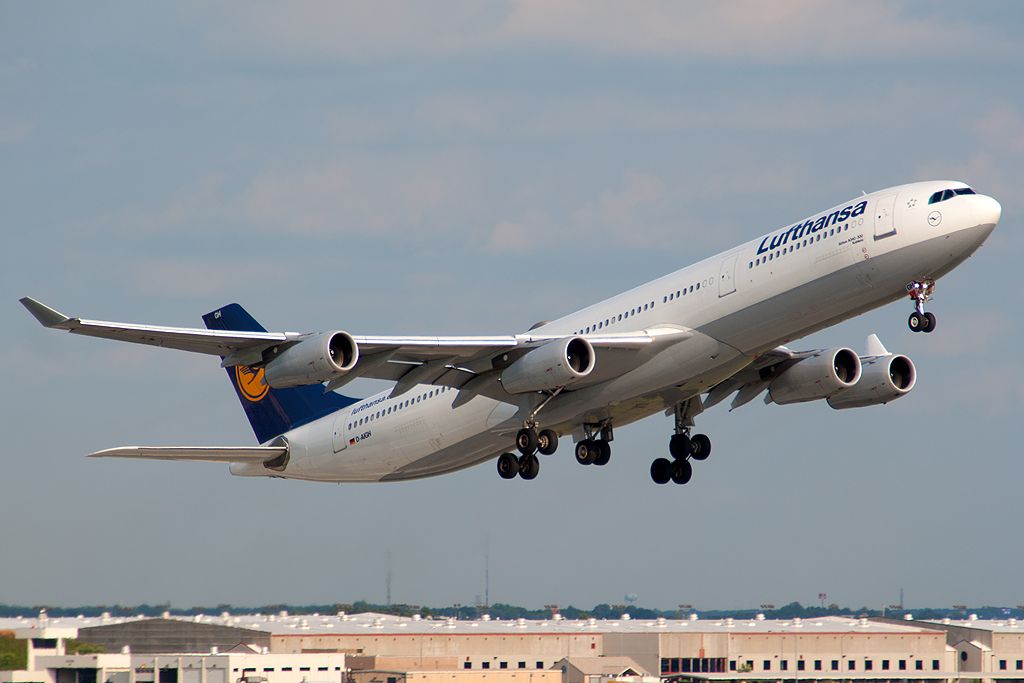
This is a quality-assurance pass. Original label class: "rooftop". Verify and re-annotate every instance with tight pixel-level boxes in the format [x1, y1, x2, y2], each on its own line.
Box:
[0, 613, 941, 637]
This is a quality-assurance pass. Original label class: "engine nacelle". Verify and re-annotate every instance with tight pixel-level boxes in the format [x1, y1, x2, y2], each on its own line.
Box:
[768, 347, 861, 405]
[263, 331, 359, 388]
[501, 337, 596, 394]
[827, 354, 916, 409]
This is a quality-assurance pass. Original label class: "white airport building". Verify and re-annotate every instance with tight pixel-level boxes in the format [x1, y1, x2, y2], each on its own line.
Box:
[3, 611, 1024, 683]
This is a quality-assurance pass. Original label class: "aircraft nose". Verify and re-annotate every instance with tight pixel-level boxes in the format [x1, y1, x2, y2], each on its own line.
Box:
[976, 194, 1002, 227]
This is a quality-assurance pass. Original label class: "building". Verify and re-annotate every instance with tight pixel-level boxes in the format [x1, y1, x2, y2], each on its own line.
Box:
[0, 611, 986, 683]
[898, 616, 1024, 681]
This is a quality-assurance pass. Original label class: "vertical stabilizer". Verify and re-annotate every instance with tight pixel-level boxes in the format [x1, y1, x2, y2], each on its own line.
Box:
[203, 304, 358, 443]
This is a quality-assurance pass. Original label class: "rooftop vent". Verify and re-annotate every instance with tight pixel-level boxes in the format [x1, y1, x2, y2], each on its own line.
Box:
[553, 613, 564, 621]
[162, 611, 171, 619]
[482, 614, 491, 621]
[904, 614, 914, 621]
[756, 613, 766, 621]
[1009, 618, 1018, 628]
[656, 617, 667, 628]
[516, 618, 527, 629]
[279, 610, 289, 618]
[621, 614, 631, 621]
[858, 617, 869, 628]
[121, 646, 131, 654]
[587, 618, 597, 627]
[942, 618, 951, 625]
[726, 618, 735, 628]
[793, 618, 802, 628]
[688, 613, 699, 621]
[969, 614, 979, 621]
[210, 647, 219, 655]
[413, 614, 422, 621]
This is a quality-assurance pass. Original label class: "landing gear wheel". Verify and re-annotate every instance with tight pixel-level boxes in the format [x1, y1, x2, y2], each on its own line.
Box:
[497, 452, 519, 480]
[651, 458, 672, 484]
[593, 441, 611, 466]
[575, 439, 597, 465]
[671, 458, 693, 485]
[537, 429, 559, 455]
[669, 433, 691, 460]
[518, 454, 540, 480]
[908, 312, 924, 332]
[689, 434, 712, 461]
[922, 311, 937, 333]
[516, 427, 538, 455]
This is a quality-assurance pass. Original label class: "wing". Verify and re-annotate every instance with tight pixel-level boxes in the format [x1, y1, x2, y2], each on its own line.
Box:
[702, 345, 801, 410]
[21, 297, 677, 402]
[89, 446, 287, 463]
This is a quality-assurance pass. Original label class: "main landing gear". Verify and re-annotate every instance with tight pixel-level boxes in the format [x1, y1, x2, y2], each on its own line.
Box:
[651, 399, 712, 485]
[906, 279, 937, 333]
[497, 425, 559, 481]
[573, 422, 613, 467]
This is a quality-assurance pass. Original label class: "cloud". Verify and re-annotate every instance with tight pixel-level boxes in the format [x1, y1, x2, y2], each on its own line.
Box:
[189, 1, 1006, 64]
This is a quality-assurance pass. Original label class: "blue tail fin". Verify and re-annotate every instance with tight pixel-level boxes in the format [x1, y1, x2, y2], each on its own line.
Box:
[203, 304, 358, 444]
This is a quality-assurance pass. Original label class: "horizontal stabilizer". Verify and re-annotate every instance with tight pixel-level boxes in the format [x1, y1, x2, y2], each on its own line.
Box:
[88, 446, 287, 463]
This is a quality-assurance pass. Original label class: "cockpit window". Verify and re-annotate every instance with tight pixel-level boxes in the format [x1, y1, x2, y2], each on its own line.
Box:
[929, 186, 976, 205]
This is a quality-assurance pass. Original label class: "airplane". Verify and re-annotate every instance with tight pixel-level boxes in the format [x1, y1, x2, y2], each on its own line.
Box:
[20, 180, 1001, 486]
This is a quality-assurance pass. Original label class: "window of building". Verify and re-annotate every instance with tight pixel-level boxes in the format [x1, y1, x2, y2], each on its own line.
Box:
[482, 662, 490, 670]
[463, 663, 471, 670]
[899, 660, 907, 671]
[933, 660, 940, 670]
[865, 660, 873, 671]
[1017, 660, 1023, 670]
[763, 661, 771, 671]
[299, 668, 310, 673]
[961, 652, 968, 662]
[518, 662, 526, 670]
[729, 661, 736, 671]
[848, 661, 856, 671]
[814, 660, 822, 671]
[500, 662, 508, 670]
[536, 662, 544, 670]
[387, 678, 397, 683]
[746, 660, 753, 671]
[318, 668, 328, 672]
[797, 660, 805, 671]
[263, 669, 274, 673]
[282, 669, 292, 673]
[882, 660, 889, 670]
[916, 661, 924, 671]
[780, 660, 789, 671]
[1000, 660, 1007, 671]
[831, 660, 839, 671]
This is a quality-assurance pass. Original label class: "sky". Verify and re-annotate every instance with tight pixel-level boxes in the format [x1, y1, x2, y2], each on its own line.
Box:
[2, 1, 1023, 613]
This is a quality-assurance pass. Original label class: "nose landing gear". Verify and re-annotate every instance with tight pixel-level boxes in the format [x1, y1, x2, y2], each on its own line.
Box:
[907, 280, 937, 333]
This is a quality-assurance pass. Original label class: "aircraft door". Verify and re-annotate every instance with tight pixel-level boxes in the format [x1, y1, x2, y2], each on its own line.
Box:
[874, 194, 897, 240]
[332, 414, 349, 453]
[718, 253, 738, 297]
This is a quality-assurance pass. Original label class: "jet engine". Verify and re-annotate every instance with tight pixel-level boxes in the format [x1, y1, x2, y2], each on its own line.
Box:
[263, 331, 359, 388]
[827, 353, 916, 409]
[500, 337, 596, 394]
[768, 347, 861, 405]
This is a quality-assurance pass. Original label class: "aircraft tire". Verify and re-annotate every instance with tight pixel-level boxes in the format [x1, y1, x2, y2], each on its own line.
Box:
[537, 429, 559, 455]
[497, 452, 519, 479]
[923, 312, 937, 333]
[516, 428, 538, 455]
[650, 458, 672, 484]
[690, 434, 711, 461]
[519, 454, 540, 480]
[908, 312, 923, 332]
[671, 458, 693, 485]
[669, 433, 691, 460]
[593, 441, 611, 466]
[575, 440, 596, 465]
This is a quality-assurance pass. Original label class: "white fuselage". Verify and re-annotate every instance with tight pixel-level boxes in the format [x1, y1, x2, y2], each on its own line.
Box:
[231, 181, 1000, 482]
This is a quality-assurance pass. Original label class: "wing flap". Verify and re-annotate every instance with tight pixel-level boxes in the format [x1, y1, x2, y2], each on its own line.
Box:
[88, 446, 287, 463]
